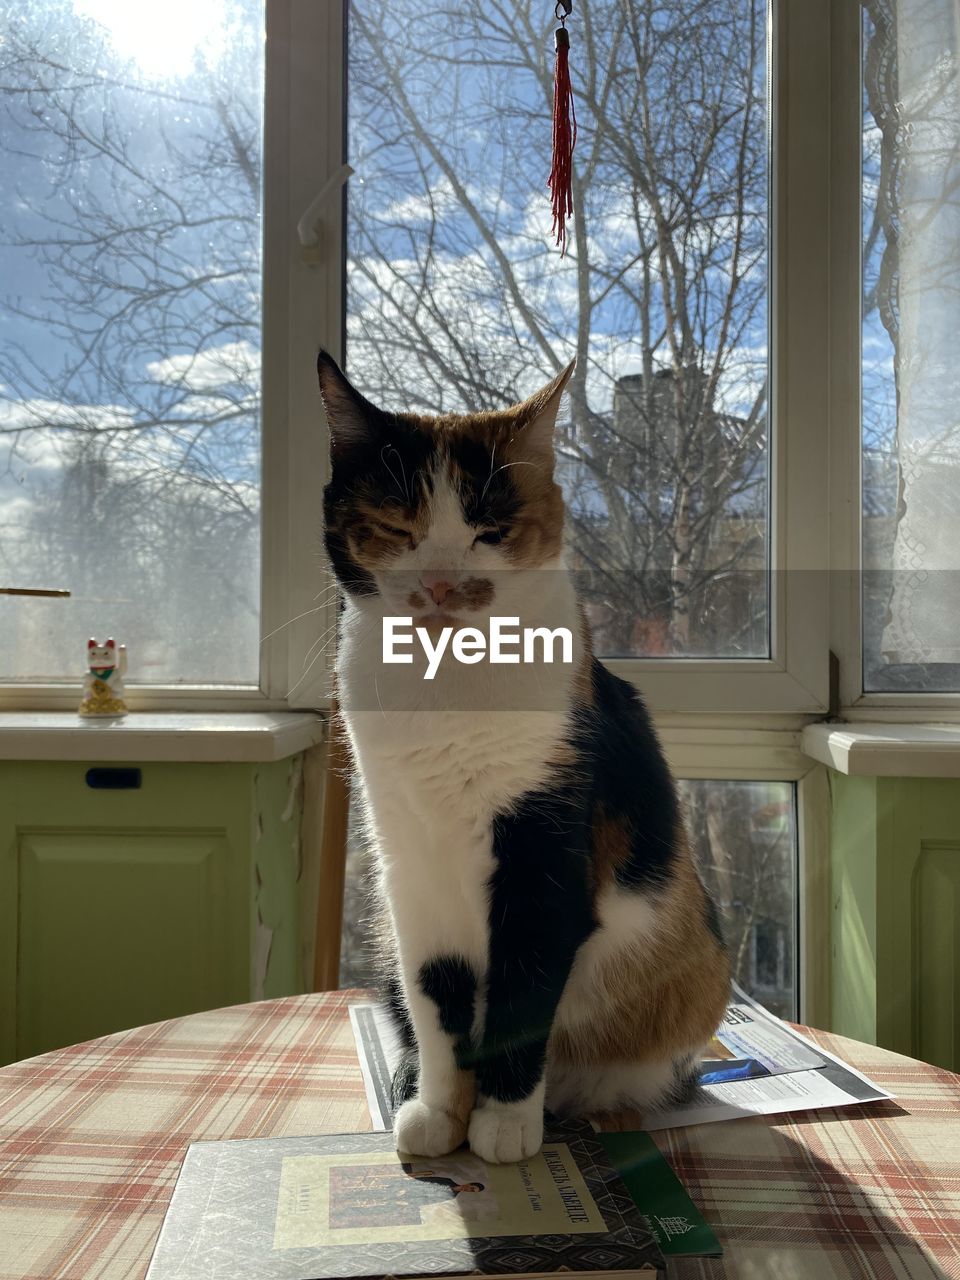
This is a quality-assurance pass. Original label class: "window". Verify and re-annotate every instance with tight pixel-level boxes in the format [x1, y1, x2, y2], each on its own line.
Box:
[8, 0, 958, 1024]
[0, 0, 265, 685]
[1, 0, 831, 713]
[681, 780, 797, 1019]
[347, 0, 770, 663]
[861, 0, 960, 694]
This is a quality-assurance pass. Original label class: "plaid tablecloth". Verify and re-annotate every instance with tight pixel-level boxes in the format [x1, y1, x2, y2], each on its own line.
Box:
[0, 992, 957, 1280]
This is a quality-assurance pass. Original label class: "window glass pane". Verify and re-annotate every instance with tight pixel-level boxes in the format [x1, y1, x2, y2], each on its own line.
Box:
[0, 0, 263, 684]
[346, 0, 769, 659]
[340, 778, 797, 1018]
[862, 0, 960, 692]
[678, 779, 797, 1019]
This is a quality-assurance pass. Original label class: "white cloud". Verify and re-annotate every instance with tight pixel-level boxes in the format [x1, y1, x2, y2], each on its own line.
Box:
[0, 394, 135, 435]
[377, 177, 459, 224]
[369, 175, 507, 226]
[146, 340, 260, 390]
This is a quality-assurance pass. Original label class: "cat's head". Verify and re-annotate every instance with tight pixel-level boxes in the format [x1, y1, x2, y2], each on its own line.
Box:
[318, 352, 574, 626]
[88, 637, 116, 669]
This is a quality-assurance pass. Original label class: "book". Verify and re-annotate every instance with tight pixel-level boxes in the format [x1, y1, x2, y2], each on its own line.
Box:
[596, 1133, 720, 1259]
[145, 1120, 667, 1279]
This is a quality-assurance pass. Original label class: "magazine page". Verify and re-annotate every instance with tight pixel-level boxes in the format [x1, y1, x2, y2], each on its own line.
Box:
[348, 988, 891, 1135]
[348, 1003, 404, 1132]
[638, 984, 892, 1130]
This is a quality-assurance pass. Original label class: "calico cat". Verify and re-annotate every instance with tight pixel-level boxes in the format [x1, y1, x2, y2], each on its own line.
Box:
[318, 351, 730, 1165]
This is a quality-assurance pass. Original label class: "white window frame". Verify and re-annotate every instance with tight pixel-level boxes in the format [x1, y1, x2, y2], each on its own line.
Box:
[259, 0, 346, 709]
[6, 0, 956, 726]
[3, 0, 935, 1023]
[607, 0, 833, 716]
[828, 0, 960, 723]
[0, 0, 833, 718]
[0, 0, 344, 714]
[287, 0, 834, 716]
[660, 720, 829, 1026]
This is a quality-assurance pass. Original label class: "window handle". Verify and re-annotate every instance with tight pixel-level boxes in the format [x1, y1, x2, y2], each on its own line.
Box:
[297, 164, 354, 265]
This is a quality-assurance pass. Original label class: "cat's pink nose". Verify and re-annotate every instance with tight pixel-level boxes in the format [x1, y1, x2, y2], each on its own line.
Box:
[421, 575, 455, 606]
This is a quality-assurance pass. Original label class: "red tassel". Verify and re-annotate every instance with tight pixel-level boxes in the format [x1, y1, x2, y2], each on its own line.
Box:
[548, 23, 577, 256]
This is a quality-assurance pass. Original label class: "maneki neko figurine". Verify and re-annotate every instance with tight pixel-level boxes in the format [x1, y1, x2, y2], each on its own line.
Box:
[79, 637, 129, 717]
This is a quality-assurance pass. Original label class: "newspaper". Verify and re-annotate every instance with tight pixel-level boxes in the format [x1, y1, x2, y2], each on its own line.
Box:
[349, 985, 891, 1133]
[643, 985, 892, 1129]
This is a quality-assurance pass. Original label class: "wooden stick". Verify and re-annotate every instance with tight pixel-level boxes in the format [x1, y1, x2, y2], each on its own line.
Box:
[0, 588, 71, 597]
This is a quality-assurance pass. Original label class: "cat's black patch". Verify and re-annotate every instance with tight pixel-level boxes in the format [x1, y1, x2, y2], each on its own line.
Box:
[475, 781, 596, 1104]
[319, 349, 439, 600]
[323, 525, 379, 597]
[587, 658, 680, 891]
[391, 1045, 420, 1110]
[448, 434, 522, 529]
[670, 1054, 701, 1106]
[418, 955, 477, 1068]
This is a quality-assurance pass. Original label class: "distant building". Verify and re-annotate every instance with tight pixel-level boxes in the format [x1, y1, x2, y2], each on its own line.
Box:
[559, 366, 767, 656]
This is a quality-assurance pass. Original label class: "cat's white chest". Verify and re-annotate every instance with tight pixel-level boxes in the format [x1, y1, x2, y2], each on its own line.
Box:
[340, 602, 572, 786]
[347, 703, 563, 824]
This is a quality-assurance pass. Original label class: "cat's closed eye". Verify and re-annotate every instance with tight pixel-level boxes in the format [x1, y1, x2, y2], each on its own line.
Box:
[474, 527, 507, 546]
[377, 520, 414, 540]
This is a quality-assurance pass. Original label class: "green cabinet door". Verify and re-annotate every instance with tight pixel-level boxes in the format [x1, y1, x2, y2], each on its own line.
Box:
[17, 829, 233, 1056]
[0, 757, 306, 1064]
[831, 773, 960, 1071]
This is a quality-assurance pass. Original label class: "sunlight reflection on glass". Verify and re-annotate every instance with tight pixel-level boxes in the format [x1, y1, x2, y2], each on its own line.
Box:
[72, 0, 235, 79]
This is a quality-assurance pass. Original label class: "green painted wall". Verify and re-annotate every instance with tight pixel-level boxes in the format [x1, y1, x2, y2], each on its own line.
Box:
[830, 772, 960, 1071]
[251, 756, 306, 1001]
[0, 757, 306, 1064]
[830, 773, 880, 1045]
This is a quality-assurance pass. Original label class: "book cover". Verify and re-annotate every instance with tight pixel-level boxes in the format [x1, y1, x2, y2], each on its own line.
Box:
[145, 1121, 665, 1279]
[597, 1133, 721, 1259]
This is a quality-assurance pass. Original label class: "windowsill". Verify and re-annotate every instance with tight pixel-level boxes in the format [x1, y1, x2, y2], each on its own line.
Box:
[802, 722, 960, 777]
[0, 712, 326, 763]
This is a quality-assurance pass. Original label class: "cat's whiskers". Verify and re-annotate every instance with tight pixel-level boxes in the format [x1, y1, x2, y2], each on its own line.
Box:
[380, 444, 410, 503]
[259, 602, 331, 646]
[299, 617, 341, 672]
[480, 459, 537, 503]
[259, 580, 343, 652]
[284, 629, 340, 701]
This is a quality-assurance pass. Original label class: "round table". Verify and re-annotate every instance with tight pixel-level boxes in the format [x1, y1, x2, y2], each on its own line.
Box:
[0, 992, 958, 1280]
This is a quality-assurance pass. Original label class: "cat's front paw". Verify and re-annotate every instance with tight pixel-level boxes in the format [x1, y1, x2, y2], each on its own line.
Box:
[394, 1098, 467, 1157]
[468, 1100, 543, 1164]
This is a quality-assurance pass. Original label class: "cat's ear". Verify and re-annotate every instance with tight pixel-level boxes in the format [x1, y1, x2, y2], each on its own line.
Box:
[317, 349, 386, 461]
[509, 359, 576, 463]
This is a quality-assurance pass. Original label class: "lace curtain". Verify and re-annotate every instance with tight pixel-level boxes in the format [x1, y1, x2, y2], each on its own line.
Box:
[867, 0, 960, 667]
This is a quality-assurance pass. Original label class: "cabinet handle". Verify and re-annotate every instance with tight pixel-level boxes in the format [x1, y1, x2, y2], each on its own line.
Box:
[85, 768, 142, 790]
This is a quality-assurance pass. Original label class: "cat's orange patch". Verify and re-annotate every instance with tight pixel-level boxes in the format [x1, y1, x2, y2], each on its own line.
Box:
[591, 807, 634, 888]
[552, 834, 730, 1068]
